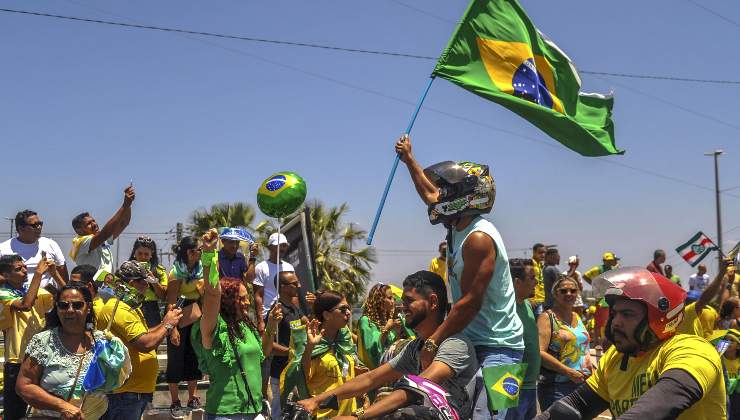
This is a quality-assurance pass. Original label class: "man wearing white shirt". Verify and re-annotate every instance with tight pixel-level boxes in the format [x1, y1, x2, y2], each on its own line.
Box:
[689, 264, 710, 292]
[0, 210, 67, 291]
[253, 233, 295, 328]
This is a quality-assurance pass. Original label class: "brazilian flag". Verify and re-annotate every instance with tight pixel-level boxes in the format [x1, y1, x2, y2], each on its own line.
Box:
[433, 0, 621, 157]
[482, 363, 527, 410]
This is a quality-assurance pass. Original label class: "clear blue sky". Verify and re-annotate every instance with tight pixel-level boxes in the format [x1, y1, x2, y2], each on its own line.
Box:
[3, 0, 740, 287]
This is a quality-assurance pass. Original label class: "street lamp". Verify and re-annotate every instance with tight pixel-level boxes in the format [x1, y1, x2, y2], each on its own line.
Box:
[704, 150, 723, 271]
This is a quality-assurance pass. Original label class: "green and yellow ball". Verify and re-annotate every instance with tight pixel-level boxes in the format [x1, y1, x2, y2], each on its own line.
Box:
[257, 172, 307, 218]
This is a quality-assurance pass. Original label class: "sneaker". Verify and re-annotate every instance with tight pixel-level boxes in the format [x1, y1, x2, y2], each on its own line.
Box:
[170, 400, 186, 419]
[187, 396, 202, 410]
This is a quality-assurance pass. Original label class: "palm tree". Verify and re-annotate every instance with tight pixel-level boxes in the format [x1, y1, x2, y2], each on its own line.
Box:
[308, 201, 376, 305]
[189, 202, 257, 236]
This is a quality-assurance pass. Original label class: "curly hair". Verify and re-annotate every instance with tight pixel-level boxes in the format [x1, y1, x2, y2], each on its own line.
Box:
[219, 277, 257, 340]
[363, 284, 391, 328]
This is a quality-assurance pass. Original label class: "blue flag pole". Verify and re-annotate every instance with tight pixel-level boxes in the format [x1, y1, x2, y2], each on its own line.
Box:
[367, 76, 436, 245]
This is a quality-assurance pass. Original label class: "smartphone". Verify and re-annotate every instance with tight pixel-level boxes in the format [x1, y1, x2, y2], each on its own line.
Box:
[175, 296, 186, 309]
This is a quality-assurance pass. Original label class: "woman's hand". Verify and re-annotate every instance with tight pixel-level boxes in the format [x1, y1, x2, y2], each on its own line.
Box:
[201, 229, 219, 252]
[306, 319, 324, 347]
[383, 318, 396, 334]
[566, 368, 586, 383]
[170, 327, 181, 346]
[268, 303, 283, 332]
[60, 402, 83, 420]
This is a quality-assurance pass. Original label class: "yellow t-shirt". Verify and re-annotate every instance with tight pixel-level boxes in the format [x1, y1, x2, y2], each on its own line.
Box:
[0, 289, 54, 364]
[168, 269, 202, 300]
[587, 334, 726, 419]
[677, 302, 719, 339]
[428, 257, 447, 282]
[96, 298, 158, 394]
[532, 259, 544, 304]
[306, 351, 357, 419]
[92, 297, 104, 319]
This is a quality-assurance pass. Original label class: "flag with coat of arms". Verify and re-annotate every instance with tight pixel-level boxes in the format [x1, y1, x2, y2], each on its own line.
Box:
[482, 363, 527, 410]
[676, 231, 718, 267]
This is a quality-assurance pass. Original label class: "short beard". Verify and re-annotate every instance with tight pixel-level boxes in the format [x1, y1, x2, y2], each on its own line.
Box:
[405, 310, 426, 330]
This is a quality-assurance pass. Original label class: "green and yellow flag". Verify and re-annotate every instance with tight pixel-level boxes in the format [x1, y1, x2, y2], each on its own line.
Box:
[433, 0, 621, 157]
[482, 363, 527, 410]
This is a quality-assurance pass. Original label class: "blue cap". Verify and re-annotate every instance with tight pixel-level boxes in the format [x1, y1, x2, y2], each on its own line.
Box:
[686, 290, 701, 303]
[219, 227, 255, 244]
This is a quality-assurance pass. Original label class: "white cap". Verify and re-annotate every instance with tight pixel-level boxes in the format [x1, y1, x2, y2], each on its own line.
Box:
[568, 255, 579, 264]
[268, 233, 289, 246]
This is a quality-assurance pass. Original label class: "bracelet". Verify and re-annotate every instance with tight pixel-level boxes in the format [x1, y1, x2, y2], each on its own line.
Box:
[353, 407, 366, 420]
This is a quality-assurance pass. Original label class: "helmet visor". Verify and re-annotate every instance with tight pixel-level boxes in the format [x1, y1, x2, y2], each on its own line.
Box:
[423, 161, 471, 185]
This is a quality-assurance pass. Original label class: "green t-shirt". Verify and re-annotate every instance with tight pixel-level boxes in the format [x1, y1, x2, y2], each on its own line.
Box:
[516, 300, 540, 389]
[191, 316, 264, 415]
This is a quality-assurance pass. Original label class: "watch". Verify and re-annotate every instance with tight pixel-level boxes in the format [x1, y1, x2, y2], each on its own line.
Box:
[352, 407, 365, 420]
[164, 323, 175, 334]
[423, 338, 439, 353]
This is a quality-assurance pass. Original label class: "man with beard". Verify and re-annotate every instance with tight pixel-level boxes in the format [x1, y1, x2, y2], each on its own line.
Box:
[298, 270, 478, 419]
[535, 266, 726, 420]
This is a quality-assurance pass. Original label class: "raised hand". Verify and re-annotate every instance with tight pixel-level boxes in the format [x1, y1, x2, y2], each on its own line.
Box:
[306, 319, 324, 347]
[201, 228, 219, 252]
[394, 134, 413, 163]
[123, 186, 136, 207]
[268, 303, 283, 331]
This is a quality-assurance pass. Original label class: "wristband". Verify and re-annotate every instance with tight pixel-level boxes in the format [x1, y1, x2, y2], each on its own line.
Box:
[200, 251, 216, 267]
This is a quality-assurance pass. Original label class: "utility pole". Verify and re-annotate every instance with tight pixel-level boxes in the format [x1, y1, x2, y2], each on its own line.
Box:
[3, 217, 13, 239]
[705, 150, 723, 271]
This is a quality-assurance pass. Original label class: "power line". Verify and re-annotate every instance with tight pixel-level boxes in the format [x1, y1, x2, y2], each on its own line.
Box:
[3, 7, 740, 86]
[686, 0, 740, 29]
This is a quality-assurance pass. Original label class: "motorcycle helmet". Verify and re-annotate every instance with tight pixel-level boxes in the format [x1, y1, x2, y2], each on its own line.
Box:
[593, 267, 686, 352]
[423, 161, 495, 226]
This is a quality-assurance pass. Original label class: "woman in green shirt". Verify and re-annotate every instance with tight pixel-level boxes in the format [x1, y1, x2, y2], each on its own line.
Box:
[357, 284, 401, 370]
[128, 236, 168, 327]
[192, 229, 281, 420]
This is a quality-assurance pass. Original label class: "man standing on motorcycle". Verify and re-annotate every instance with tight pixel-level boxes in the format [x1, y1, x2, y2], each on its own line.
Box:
[298, 270, 478, 419]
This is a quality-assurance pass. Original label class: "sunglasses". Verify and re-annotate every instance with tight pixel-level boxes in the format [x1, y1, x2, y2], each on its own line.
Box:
[57, 301, 85, 310]
[334, 305, 351, 313]
[23, 221, 43, 229]
[281, 281, 300, 287]
[558, 288, 579, 295]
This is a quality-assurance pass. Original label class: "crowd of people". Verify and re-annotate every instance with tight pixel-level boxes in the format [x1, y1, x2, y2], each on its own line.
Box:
[0, 135, 738, 420]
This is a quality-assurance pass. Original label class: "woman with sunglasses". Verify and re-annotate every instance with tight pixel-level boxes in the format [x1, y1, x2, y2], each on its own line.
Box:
[536, 275, 593, 411]
[165, 236, 205, 415]
[128, 236, 168, 327]
[302, 290, 359, 419]
[16, 283, 130, 419]
[192, 229, 282, 420]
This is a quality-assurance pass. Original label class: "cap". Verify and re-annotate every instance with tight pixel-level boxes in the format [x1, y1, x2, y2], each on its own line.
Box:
[219, 227, 255, 243]
[602, 252, 619, 261]
[568, 255, 579, 264]
[268, 233, 289, 246]
[116, 261, 158, 284]
[686, 290, 702, 303]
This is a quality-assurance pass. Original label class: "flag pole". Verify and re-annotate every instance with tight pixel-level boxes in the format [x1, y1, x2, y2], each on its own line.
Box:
[367, 76, 436, 245]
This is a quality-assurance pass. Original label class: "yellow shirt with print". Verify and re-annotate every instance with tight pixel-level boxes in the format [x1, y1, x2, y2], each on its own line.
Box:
[677, 302, 718, 339]
[96, 298, 158, 394]
[168, 269, 203, 300]
[587, 334, 726, 419]
[532, 259, 544, 304]
[428, 257, 447, 283]
[0, 289, 54, 364]
[306, 351, 357, 419]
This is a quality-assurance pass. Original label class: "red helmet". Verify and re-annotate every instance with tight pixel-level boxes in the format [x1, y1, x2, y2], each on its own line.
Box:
[594, 267, 686, 345]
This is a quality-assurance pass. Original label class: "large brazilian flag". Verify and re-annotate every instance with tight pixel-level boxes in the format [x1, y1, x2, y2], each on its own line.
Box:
[433, 0, 622, 157]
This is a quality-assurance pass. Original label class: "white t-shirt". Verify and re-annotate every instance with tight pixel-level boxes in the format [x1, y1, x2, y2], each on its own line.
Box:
[0, 237, 65, 288]
[74, 237, 113, 274]
[689, 273, 710, 292]
[254, 260, 295, 317]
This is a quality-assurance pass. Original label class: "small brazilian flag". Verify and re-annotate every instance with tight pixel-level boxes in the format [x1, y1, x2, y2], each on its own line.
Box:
[433, 0, 621, 157]
[482, 363, 526, 411]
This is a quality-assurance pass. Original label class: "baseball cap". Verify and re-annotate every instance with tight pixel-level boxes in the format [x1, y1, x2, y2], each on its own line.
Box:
[116, 261, 158, 284]
[219, 227, 255, 243]
[268, 233, 289, 246]
[602, 252, 620, 261]
[568, 255, 579, 264]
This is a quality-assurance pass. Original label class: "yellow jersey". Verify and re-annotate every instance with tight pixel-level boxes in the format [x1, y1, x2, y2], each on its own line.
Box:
[587, 334, 726, 419]
[306, 351, 357, 418]
[428, 257, 447, 283]
[96, 298, 158, 394]
[677, 302, 718, 339]
[532, 259, 544, 304]
[0, 288, 54, 364]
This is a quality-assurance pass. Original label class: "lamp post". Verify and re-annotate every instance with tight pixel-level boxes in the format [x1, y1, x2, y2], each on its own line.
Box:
[705, 150, 723, 271]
